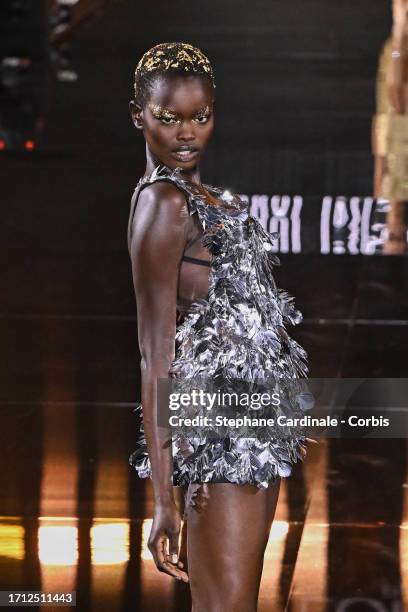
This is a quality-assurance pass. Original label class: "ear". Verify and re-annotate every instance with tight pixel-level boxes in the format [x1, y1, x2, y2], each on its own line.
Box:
[129, 100, 144, 130]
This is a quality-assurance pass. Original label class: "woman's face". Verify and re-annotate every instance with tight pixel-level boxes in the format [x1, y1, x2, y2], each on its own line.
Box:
[130, 74, 215, 170]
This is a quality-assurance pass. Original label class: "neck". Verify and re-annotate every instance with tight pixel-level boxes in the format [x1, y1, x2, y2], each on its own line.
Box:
[144, 146, 202, 185]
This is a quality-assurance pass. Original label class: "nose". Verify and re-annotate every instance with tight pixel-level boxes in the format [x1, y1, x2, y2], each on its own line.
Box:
[176, 120, 195, 142]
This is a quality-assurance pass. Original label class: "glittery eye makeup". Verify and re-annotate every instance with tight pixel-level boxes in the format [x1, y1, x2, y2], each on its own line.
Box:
[148, 103, 213, 125]
[149, 104, 179, 124]
[193, 105, 212, 123]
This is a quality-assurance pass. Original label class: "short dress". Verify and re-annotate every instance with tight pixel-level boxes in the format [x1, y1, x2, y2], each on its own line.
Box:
[374, 36, 408, 201]
[127, 164, 313, 495]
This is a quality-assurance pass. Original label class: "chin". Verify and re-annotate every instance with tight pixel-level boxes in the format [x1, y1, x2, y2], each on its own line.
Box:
[150, 147, 201, 170]
[178, 160, 200, 172]
[173, 158, 201, 171]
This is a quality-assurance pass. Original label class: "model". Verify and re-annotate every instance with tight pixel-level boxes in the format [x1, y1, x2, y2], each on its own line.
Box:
[127, 42, 311, 611]
[373, 0, 408, 252]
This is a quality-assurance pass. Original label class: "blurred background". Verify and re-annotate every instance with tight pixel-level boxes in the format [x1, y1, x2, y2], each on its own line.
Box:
[1, 1, 408, 611]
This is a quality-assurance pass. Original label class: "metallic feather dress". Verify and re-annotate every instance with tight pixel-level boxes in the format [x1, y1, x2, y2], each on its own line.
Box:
[129, 165, 313, 492]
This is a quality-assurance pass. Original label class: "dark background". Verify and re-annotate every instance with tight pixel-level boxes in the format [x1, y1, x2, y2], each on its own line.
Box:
[1, 0, 392, 254]
[1, 5, 408, 612]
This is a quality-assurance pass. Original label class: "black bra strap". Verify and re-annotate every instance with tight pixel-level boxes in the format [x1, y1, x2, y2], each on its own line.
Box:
[182, 255, 211, 267]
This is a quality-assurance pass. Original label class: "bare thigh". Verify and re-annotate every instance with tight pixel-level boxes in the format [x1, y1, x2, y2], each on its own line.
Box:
[185, 480, 281, 612]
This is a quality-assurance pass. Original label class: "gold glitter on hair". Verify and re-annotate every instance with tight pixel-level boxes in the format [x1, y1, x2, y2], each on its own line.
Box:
[134, 42, 215, 100]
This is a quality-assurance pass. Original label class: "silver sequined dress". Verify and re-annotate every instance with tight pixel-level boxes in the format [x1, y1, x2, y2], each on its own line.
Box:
[128, 165, 312, 490]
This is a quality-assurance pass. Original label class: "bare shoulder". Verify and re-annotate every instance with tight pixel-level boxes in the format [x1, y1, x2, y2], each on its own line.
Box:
[129, 178, 192, 254]
[136, 180, 189, 217]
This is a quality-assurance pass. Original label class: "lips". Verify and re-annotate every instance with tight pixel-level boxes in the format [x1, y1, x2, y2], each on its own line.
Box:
[172, 148, 199, 162]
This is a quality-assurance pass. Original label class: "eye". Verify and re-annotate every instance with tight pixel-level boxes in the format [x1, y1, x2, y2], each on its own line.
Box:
[159, 116, 178, 125]
[194, 114, 211, 124]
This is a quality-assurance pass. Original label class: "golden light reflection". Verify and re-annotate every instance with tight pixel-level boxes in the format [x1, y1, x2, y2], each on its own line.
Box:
[287, 440, 328, 612]
[259, 518, 290, 609]
[400, 444, 408, 611]
[1, 517, 133, 567]
[141, 519, 153, 561]
[268, 520, 289, 542]
[401, 524, 408, 611]
[90, 520, 130, 565]
[0, 521, 25, 560]
[140, 518, 288, 564]
[38, 521, 78, 566]
[40, 401, 78, 519]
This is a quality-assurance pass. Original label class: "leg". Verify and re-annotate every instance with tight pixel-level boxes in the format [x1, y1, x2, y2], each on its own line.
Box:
[384, 199, 408, 254]
[186, 480, 281, 612]
[373, 154, 386, 199]
[173, 485, 188, 563]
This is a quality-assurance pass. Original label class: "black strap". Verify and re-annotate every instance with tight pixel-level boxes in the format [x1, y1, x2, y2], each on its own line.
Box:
[182, 255, 211, 267]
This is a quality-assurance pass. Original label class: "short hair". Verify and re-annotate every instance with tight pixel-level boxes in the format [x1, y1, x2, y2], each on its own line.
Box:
[133, 41, 215, 107]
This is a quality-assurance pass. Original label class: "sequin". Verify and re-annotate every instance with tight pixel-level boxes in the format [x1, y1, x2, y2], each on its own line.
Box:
[129, 165, 314, 492]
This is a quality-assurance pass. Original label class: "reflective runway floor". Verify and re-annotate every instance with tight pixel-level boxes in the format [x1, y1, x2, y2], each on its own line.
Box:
[0, 251, 407, 612]
[1, 2, 408, 610]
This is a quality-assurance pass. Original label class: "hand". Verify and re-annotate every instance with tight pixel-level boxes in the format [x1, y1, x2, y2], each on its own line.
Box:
[148, 502, 189, 582]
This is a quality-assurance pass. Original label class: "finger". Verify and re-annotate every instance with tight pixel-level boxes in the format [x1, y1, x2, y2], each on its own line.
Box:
[160, 560, 189, 582]
[151, 538, 188, 581]
[165, 554, 184, 568]
[165, 554, 184, 569]
[163, 562, 189, 582]
[157, 535, 167, 566]
[149, 535, 167, 570]
[168, 531, 180, 564]
[152, 548, 186, 580]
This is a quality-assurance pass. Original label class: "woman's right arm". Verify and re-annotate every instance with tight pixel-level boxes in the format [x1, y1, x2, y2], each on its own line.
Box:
[388, 0, 408, 113]
[129, 180, 190, 581]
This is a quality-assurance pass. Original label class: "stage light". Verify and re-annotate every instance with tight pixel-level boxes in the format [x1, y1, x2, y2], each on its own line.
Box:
[91, 521, 130, 565]
[0, 140, 5, 150]
[38, 523, 78, 566]
[1, 57, 31, 69]
[25, 140, 35, 150]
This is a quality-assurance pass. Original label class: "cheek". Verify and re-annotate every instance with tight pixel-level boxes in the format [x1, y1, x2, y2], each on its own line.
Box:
[200, 121, 214, 144]
[144, 121, 174, 149]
